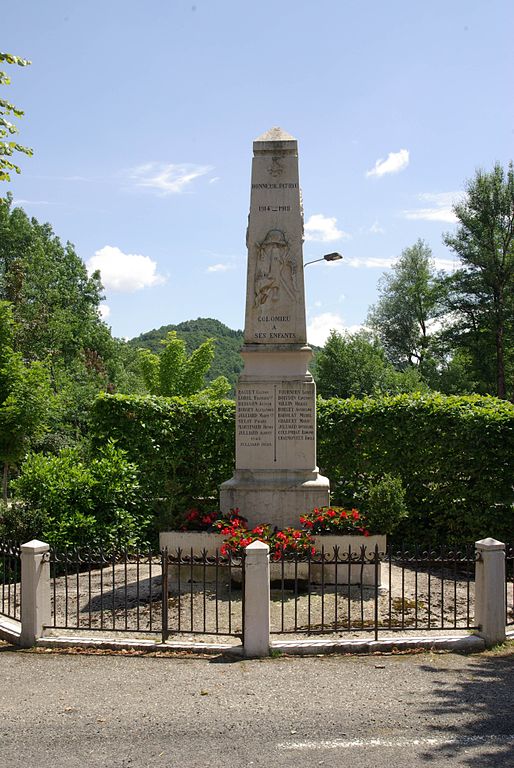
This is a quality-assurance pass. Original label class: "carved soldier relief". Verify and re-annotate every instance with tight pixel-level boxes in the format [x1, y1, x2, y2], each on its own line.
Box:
[253, 229, 298, 308]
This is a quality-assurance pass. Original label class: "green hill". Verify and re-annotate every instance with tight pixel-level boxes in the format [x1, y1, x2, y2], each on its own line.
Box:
[128, 318, 244, 393]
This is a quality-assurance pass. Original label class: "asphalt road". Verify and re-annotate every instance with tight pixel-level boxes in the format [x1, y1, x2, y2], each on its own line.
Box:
[1, 643, 513, 768]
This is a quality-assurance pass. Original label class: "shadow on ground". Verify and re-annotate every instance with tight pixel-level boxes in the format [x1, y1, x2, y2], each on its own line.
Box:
[419, 649, 514, 766]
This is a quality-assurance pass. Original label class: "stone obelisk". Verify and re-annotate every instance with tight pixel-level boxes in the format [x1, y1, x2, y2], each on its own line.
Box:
[220, 127, 330, 529]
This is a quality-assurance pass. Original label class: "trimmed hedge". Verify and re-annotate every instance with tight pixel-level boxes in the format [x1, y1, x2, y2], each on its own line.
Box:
[91, 394, 235, 527]
[317, 393, 514, 542]
[91, 392, 514, 542]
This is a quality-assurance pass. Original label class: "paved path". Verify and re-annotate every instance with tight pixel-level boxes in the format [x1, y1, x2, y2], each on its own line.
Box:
[1, 642, 513, 768]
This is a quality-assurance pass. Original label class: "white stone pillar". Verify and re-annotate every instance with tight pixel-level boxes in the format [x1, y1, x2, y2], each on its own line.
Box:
[475, 538, 506, 648]
[244, 540, 270, 657]
[20, 540, 50, 648]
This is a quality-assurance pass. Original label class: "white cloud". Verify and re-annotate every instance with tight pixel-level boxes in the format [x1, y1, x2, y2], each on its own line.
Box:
[129, 162, 213, 194]
[433, 257, 459, 271]
[366, 149, 410, 178]
[12, 199, 54, 206]
[206, 263, 232, 273]
[209, 176, 220, 184]
[307, 312, 363, 347]
[369, 220, 385, 234]
[346, 256, 397, 269]
[87, 245, 166, 292]
[304, 214, 349, 242]
[402, 191, 463, 223]
[98, 303, 111, 320]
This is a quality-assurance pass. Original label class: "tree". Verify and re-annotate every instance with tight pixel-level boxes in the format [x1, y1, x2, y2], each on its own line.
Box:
[0, 301, 50, 500]
[129, 317, 244, 393]
[0, 200, 138, 451]
[443, 163, 514, 399]
[138, 331, 230, 399]
[314, 329, 425, 399]
[0, 199, 105, 363]
[367, 240, 443, 374]
[0, 52, 32, 190]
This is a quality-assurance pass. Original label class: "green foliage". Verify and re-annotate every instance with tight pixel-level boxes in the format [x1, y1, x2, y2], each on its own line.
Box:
[0, 200, 105, 363]
[10, 441, 150, 550]
[317, 393, 514, 543]
[90, 393, 236, 527]
[91, 390, 514, 543]
[0, 500, 48, 544]
[443, 163, 514, 399]
[367, 239, 444, 375]
[137, 330, 230, 399]
[0, 52, 32, 188]
[0, 201, 134, 457]
[314, 329, 426, 399]
[359, 474, 408, 536]
[130, 318, 244, 394]
[0, 301, 51, 498]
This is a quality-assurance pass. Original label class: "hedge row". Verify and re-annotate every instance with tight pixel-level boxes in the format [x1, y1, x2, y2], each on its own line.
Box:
[91, 393, 514, 542]
[91, 394, 235, 527]
[317, 393, 514, 542]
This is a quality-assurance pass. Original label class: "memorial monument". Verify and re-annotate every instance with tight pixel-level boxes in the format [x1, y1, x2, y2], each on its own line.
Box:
[220, 127, 330, 528]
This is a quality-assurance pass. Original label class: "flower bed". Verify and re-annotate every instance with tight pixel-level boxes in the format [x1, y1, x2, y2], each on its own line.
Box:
[160, 507, 386, 586]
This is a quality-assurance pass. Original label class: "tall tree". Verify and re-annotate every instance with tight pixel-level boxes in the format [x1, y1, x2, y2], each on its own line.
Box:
[0, 301, 50, 499]
[443, 163, 514, 399]
[0, 199, 105, 363]
[367, 240, 443, 374]
[0, 201, 135, 450]
[0, 52, 32, 191]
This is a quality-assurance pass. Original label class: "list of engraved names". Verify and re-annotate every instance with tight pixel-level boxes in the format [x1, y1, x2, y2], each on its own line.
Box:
[277, 386, 314, 441]
[236, 384, 314, 453]
[237, 387, 274, 449]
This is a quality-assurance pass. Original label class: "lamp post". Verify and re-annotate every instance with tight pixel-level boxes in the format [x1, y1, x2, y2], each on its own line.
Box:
[303, 252, 343, 268]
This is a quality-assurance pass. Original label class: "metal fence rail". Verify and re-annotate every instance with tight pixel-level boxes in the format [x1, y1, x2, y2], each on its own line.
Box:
[507, 543, 514, 627]
[45, 547, 244, 642]
[162, 548, 244, 640]
[0, 541, 21, 622]
[270, 544, 478, 640]
[47, 547, 163, 636]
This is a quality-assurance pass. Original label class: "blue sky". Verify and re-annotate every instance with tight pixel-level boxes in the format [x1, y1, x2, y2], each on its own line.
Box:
[3, 0, 513, 344]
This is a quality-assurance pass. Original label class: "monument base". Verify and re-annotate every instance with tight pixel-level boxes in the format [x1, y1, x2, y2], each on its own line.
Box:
[220, 469, 330, 529]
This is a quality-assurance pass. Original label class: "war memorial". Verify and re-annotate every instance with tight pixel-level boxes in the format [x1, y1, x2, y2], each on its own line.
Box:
[220, 126, 330, 528]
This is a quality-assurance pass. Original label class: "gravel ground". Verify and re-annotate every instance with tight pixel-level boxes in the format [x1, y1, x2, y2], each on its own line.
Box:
[41, 557, 481, 644]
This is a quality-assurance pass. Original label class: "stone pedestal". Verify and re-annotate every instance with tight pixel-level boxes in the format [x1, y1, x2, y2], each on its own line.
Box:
[220, 128, 330, 528]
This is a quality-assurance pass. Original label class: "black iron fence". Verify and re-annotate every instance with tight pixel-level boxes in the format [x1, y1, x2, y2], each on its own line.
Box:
[9, 539, 509, 643]
[0, 541, 21, 622]
[47, 547, 162, 636]
[270, 543, 478, 640]
[507, 543, 514, 627]
[45, 547, 244, 642]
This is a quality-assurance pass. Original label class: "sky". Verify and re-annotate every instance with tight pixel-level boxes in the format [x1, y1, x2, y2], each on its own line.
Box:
[3, 0, 513, 345]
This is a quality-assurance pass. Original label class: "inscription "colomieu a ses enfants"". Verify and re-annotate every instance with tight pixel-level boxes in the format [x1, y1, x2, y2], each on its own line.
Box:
[254, 314, 295, 340]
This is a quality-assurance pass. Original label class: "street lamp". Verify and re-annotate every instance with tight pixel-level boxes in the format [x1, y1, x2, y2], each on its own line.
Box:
[303, 252, 343, 268]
